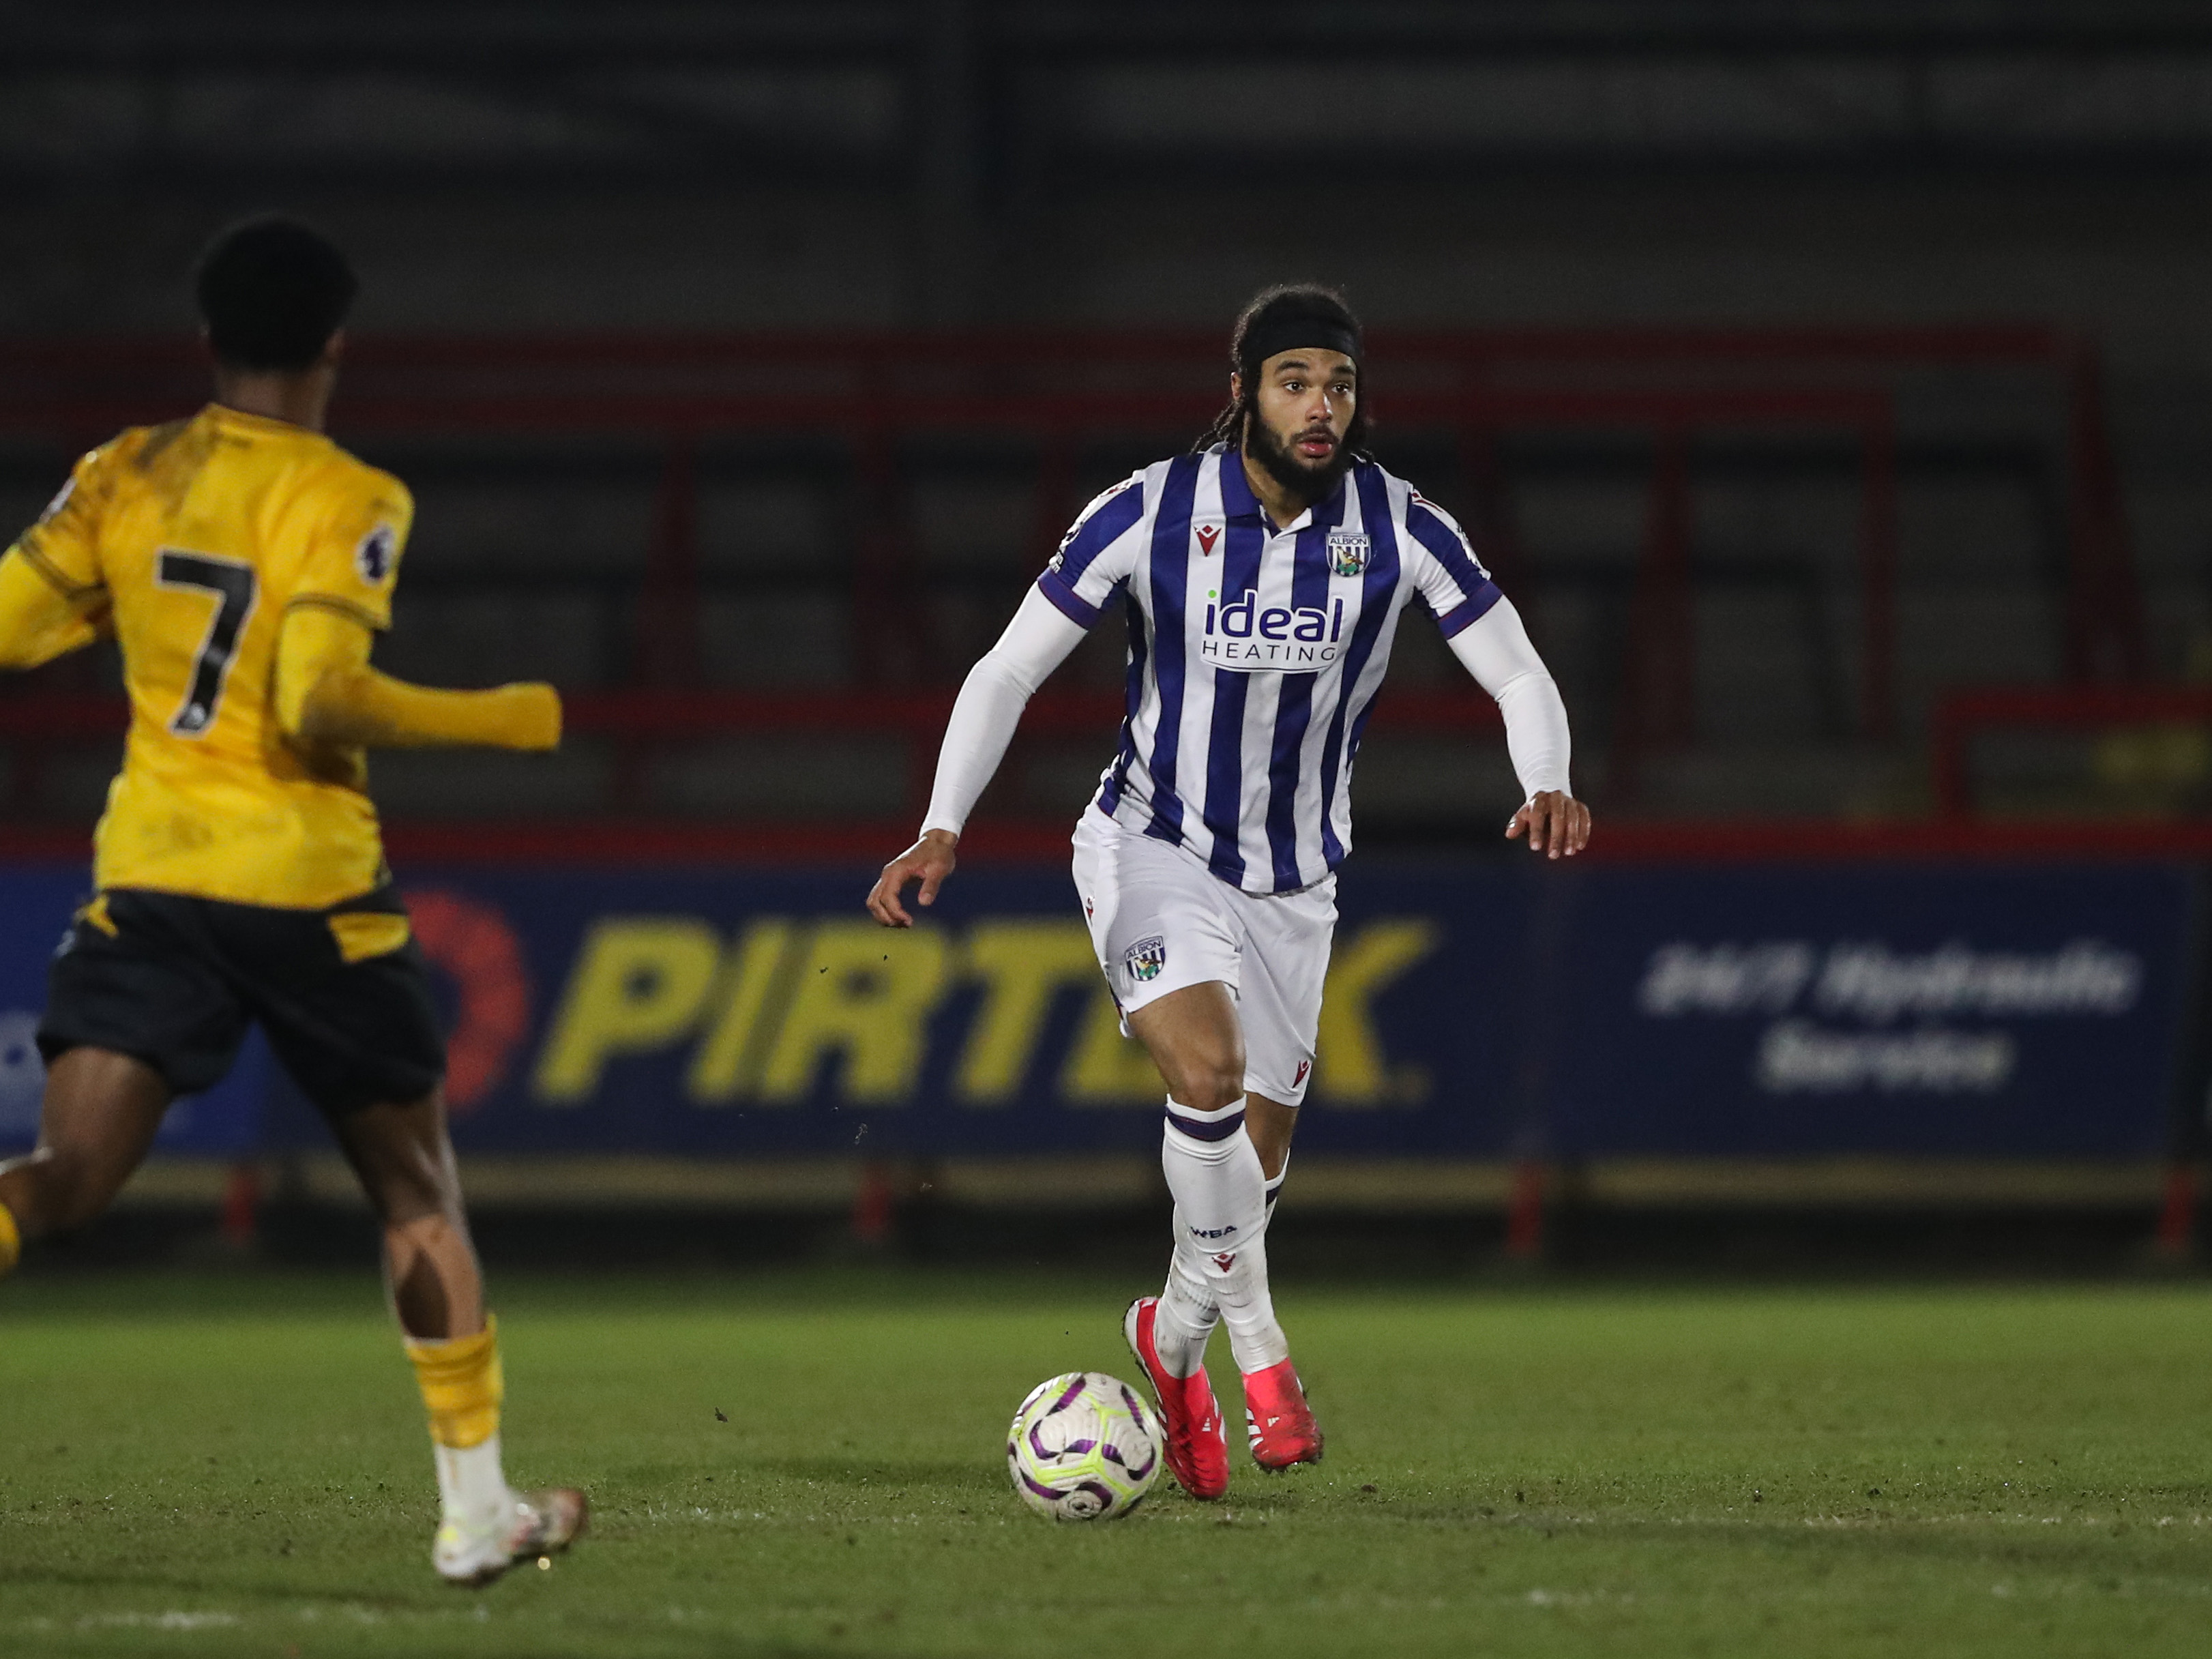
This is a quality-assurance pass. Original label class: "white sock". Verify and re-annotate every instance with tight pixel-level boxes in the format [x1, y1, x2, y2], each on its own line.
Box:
[1153, 1212, 1221, 1378]
[434, 1433, 512, 1529]
[1210, 1232, 1288, 1372]
[1160, 1101, 1288, 1375]
[1157, 1150, 1290, 1377]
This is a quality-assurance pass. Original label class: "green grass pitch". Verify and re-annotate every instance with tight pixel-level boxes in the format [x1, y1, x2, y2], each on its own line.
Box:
[3, 1268, 2210, 1656]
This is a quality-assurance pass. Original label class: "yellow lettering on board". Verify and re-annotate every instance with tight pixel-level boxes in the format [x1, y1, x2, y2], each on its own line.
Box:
[956, 920, 1100, 1105]
[758, 922, 951, 1103]
[533, 918, 723, 1103]
[1313, 919, 1439, 1106]
[1062, 984, 1162, 1105]
[687, 919, 799, 1104]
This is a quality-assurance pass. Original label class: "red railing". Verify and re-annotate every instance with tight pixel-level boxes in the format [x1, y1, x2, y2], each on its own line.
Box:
[1934, 684, 2212, 819]
[9, 807, 2212, 868]
[0, 325, 2136, 692]
[0, 685, 1503, 826]
[12, 681, 2212, 864]
[0, 325, 2144, 827]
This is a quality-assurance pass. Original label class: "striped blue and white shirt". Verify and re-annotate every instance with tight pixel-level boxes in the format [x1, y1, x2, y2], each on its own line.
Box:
[1039, 444, 1502, 896]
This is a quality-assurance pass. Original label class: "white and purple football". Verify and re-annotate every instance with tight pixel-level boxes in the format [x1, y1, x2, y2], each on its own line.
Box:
[1006, 1370, 1163, 1521]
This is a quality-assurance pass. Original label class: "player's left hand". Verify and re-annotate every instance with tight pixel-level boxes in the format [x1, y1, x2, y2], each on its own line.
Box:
[497, 682, 563, 750]
[1506, 790, 1591, 860]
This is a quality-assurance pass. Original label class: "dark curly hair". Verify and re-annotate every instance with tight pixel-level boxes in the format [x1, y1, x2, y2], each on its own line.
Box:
[195, 215, 357, 372]
[1197, 283, 1369, 454]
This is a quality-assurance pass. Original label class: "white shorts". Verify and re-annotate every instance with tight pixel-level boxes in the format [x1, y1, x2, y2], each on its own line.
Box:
[1070, 808, 1337, 1107]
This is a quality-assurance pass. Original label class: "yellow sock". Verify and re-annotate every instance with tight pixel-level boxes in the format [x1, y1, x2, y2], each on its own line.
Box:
[404, 1315, 504, 1449]
[0, 1200, 18, 1278]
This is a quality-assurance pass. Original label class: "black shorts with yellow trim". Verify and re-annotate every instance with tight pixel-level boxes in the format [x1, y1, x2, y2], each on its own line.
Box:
[37, 885, 445, 1115]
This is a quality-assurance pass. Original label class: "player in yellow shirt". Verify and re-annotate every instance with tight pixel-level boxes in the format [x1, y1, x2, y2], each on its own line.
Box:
[0, 217, 583, 1586]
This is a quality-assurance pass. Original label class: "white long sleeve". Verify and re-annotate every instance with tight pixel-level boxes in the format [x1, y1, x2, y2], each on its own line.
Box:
[1445, 596, 1572, 802]
[919, 585, 1089, 836]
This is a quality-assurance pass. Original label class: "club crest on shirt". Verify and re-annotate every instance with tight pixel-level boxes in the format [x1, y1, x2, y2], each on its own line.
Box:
[1124, 935, 1167, 983]
[1327, 531, 1370, 577]
[355, 523, 397, 584]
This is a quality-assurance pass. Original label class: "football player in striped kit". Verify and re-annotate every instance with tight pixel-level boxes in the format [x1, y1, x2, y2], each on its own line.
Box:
[870, 286, 1588, 1498]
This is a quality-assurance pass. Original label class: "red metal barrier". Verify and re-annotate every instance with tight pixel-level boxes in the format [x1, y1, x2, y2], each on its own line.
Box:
[0, 325, 2134, 743]
[1932, 684, 2212, 819]
[16, 680, 2212, 862]
[0, 686, 1503, 826]
[5, 809, 2211, 870]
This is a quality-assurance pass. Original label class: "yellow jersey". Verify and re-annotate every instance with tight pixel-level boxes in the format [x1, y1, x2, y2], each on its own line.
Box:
[10, 403, 412, 909]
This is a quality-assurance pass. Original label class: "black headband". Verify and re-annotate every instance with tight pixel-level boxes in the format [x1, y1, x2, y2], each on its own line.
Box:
[1239, 312, 1361, 375]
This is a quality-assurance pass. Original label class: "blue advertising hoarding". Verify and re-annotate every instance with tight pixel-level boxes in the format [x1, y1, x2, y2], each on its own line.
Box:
[0, 867, 267, 1156]
[1548, 865, 2196, 1159]
[266, 865, 1535, 1158]
[0, 857, 2196, 1162]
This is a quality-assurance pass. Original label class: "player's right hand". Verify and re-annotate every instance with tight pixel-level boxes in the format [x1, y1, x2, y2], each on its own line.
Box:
[867, 830, 957, 928]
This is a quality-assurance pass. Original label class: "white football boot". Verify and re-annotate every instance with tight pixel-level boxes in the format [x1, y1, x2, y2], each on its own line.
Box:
[433, 1487, 589, 1587]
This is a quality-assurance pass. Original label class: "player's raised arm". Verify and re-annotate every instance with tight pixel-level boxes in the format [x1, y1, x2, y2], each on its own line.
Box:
[275, 605, 561, 750]
[866, 587, 1087, 927]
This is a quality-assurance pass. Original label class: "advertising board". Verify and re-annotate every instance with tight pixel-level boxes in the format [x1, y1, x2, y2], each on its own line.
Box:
[0, 858, 2194, 1162]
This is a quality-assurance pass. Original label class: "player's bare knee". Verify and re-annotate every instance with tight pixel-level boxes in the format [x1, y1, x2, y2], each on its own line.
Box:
[1163, 1057, 1245, 1114]
[1205, 1066, 1247, 1113]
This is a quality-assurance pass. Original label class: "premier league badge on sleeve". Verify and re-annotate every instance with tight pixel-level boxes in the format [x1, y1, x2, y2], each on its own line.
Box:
[1124, 935, 1167, 984]
[355, 523, 396, 584]
[1326, 531, 1370, 578]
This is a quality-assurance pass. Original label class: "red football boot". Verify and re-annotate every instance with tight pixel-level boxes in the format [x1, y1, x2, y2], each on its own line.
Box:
[1123, 1297, 1229, 1500]
[1242, 1358, 1323, 1470]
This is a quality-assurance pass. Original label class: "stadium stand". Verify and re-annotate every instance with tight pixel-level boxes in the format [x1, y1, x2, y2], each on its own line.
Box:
[0, 325, 2164, 842]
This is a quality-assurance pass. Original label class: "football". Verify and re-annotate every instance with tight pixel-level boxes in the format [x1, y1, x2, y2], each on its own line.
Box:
[1005, 1371, 1164, 1521]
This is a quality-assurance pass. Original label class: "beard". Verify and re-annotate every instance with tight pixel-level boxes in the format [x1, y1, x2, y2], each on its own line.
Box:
[1244, 410, 1355, 506]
